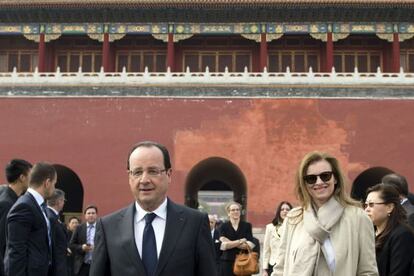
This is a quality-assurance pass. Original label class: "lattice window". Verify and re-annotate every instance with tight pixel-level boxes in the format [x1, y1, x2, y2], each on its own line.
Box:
[333, 51, 382, 73]
[268, 51, 320, 72]
[183, 51, 252, 72]
[0, 51, 38, 72]
[56, 51, 102, 72]
[400, 51, 414, 73]
[116, 51, 166, 72]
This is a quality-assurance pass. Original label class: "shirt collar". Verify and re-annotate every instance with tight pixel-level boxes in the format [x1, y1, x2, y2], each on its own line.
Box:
[401, 198, 408, 205]
[27, 187, 45, 206]
[47, 206, 59, 216]
[135, 197, 167, 223]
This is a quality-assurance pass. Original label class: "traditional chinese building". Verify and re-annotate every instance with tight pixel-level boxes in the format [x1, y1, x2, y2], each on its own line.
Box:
[1, 1, 414, 226]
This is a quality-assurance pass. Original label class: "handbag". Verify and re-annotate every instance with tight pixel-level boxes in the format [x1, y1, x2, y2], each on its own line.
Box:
[233, 244, 259, 275]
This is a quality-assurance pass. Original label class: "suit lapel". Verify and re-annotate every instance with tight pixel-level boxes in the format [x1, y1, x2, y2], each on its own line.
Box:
[119, 204, 146, 274]
[26, 192, 48, 229]
[155, 200, 186, 276]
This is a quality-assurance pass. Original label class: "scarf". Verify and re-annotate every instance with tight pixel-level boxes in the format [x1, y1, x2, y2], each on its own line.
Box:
[290, 197, 344, 276]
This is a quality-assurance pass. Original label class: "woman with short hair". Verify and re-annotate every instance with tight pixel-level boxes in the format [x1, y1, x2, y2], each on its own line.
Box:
[218, 201, 255, 276]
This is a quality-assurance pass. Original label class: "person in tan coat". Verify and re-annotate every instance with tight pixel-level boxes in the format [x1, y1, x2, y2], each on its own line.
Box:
[262, 201, 292, 276]
[273, 151, 378, 276]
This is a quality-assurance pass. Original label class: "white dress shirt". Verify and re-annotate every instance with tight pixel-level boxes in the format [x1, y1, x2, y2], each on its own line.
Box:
[27, 188, 50, 230]
[134, 198, 167, 259]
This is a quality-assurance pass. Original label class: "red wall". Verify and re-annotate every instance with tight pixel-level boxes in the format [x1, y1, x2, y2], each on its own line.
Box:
[1, 97, 413, 226]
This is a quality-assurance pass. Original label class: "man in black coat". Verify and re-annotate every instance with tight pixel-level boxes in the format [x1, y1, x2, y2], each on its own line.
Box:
[69, 205, 98, 276]
[4, 162, 57, 276]
[46, 189, 68, 276]
[90, 141, 217, 276]
[0, 159, 32, 276]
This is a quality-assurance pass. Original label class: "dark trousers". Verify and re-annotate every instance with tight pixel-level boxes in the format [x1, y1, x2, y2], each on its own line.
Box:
[77, 263, 90, 276]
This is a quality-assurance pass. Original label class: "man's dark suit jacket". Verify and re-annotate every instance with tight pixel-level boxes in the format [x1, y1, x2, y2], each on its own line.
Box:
[212, 229, 221, 267]
[90, 199, 217, 276]
[69, 223, 88, 275]
[4, 192, 50, 276]
[46, 208, 68, 276]
[0, 185, 18, 276]
[376, 223, 414, 276]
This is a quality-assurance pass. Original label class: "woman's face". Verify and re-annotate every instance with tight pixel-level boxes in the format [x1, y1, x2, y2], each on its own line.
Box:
[68, 218, 80, 231]
[364, 191, 393, 228]
[280, 203, 291, 220]
[227, 204, 241, 220]
[305, 160, 336, 208]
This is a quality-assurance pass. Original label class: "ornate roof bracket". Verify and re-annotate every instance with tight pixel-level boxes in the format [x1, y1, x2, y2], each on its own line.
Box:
[332, 33, 350, 42]
[309, 33, 327, 42]
[376, 33, 394, 42]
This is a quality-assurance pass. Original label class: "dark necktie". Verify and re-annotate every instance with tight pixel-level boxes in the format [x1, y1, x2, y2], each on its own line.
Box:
[41, 202, 52, 259]
[142, 213, 157, 276]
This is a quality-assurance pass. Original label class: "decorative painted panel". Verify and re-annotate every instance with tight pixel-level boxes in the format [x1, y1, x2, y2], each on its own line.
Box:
[0, 24, 39, 34]
[332, 23, 394, 33]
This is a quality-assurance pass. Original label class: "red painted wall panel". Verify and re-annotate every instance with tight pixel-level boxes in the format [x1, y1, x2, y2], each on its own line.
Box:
[0, 97, 413, 226]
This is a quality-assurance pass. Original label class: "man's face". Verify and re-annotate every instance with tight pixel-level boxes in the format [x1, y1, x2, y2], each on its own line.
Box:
[128, 146, 171, 212]
[44, 173, 57, 199]
[57, 197, 65, 212]
[84, 208, 97, 224]
[21, 169, 31, 191]
[209, 217, 216, 230]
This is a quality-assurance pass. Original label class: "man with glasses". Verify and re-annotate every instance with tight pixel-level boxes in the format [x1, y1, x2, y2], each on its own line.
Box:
[90, 141, 217, 276]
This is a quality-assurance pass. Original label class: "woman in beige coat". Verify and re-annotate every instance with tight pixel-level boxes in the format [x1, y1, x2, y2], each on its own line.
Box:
[262, 201, 292, 276]
[273, 151, 378, 276]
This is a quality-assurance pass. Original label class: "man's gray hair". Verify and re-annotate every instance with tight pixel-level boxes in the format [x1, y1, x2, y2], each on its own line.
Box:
[47, 188, 65, 206]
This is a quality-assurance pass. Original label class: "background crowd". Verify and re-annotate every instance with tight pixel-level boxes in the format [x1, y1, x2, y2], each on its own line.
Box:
[1, 146, 414, 276]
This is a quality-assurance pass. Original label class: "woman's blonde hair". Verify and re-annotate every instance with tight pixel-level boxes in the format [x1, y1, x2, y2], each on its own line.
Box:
[295, 151, 360, 209]
[225, 201, 242, 213]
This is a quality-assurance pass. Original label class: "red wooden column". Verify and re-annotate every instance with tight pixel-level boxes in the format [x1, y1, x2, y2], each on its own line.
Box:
[37, 33, 46, 72]
[167, 33, 175, 71]
[392, 33, 401, 73]
[260, 33, 268, 72]
[325, 32, 333, 72]
[102, 32, 110, 72]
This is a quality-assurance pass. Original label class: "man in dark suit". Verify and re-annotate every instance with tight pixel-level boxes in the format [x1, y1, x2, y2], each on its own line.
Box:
[90, 141, 217, 276]
[46, 189, 68, 276]
[208, 214, 221, 274]
[0, 159, 32, 276]
[69, 205, 97, 276]
[382, 173, 414, 227]
[4, 162, 57, 276]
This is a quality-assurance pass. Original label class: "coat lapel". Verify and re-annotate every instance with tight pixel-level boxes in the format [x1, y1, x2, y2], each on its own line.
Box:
[155, 200, 186, 276]
[119, 203, 146, 274]
[26, 192, 48, 229]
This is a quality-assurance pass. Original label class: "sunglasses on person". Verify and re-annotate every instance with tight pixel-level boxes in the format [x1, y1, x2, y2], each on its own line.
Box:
[303, 171, 333, 185]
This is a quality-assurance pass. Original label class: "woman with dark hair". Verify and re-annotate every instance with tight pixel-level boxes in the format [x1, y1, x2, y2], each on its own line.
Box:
[218, 201, 255, 276]
[365, 183, 414, 276]
[273, 151, 378, 276]
[262, 201, 293, 276]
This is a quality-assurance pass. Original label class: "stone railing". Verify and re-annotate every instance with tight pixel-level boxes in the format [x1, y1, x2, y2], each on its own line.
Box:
[0, 66, 414, 85]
